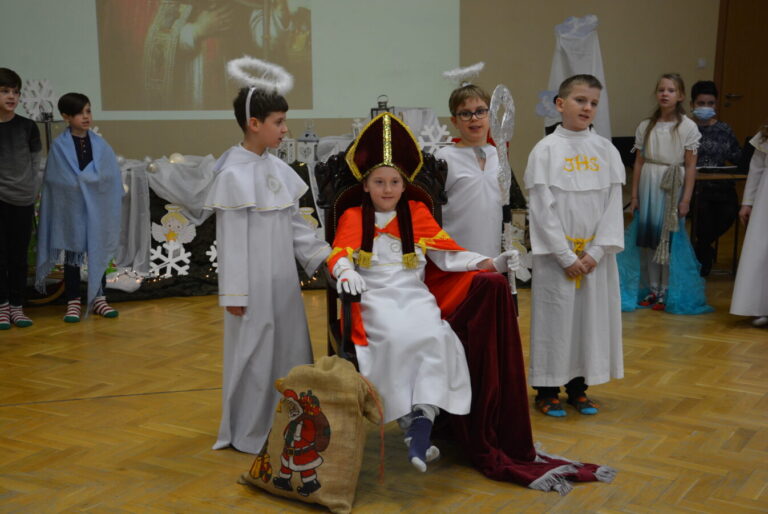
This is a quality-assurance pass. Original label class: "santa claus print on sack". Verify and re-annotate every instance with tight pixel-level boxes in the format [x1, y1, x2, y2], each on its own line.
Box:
[271, 389, 331, 497]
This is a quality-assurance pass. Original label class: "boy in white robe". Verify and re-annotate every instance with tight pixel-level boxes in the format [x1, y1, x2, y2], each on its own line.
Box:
[203, 66, 330, 453]
[435, 82, 502, 257]
[524, 74, 624, 417]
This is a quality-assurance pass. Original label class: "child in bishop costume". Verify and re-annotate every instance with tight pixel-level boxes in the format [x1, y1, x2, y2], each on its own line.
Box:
[327, 112, 517, 472]
[524, 75, 625, 417]
[36, 92, 123, 321]
[203, 58, 330, 454]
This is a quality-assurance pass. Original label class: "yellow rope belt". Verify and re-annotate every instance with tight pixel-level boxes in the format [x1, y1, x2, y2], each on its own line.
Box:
[565, 235, 595, 289]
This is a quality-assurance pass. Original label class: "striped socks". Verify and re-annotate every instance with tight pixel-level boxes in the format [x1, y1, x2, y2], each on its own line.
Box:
[10, 305, 33, 327]
[64, 299, 82, 323]
[0, 303, 9, 330]
[1, 303, 33, 328]
[92, 296, 118, 318]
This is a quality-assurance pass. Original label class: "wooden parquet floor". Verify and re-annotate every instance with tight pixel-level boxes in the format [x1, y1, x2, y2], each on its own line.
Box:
[1, 274, 767, 512]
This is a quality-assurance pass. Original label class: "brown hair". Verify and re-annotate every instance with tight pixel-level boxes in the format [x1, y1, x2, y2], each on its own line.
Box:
[448, 84, 490, 116]
[557, 74, 603, 99]
[643, 73, 687, 152]
[760, 120, 768, 141]
[360, 190, 414, 261]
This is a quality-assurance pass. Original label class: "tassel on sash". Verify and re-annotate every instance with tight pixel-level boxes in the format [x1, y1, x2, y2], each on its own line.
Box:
[402, 252, 418, 269]
[647, 159, 683, 265]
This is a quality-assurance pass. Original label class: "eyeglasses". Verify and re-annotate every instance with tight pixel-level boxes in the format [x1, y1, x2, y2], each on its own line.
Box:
[455, 108, 489, 121]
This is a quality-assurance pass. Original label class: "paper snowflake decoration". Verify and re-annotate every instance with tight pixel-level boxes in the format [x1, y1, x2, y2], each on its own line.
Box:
[20, 79, 55, 121]
[150, 242, 191, 278]
[418, 121, 451, 154]
[206, 240, 218, 270]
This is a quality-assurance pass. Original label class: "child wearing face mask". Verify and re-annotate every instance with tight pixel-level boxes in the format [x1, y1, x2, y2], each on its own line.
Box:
[620, 74, 712, 314]
[689, 80, 742, 275]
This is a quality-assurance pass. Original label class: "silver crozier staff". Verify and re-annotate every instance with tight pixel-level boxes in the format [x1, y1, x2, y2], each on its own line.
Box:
[489, 84, 519, 311]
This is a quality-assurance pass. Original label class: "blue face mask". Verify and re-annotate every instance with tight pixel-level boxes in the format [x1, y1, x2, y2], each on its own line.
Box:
[693, 106, 716, 121]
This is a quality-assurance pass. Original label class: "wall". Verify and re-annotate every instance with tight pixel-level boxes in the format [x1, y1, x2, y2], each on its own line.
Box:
[460, 0, 720, 176]
[1, 0, 719, 173]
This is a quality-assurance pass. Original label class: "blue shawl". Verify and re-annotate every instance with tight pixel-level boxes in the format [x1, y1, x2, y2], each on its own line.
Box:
[35, 129, 124, 308]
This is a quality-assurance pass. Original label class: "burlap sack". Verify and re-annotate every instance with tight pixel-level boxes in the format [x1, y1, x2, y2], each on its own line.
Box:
[240, 356, 382, 514]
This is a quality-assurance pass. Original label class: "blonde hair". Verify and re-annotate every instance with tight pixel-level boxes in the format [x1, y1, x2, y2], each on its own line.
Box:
[643, 73, 687, 151]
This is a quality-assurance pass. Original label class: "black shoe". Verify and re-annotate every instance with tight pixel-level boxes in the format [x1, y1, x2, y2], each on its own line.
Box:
[297, 478, 321, 496]
[272, 476, 292, 491]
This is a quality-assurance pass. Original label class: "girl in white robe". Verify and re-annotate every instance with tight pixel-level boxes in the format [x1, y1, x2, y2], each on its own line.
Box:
[731, 127, 768, 326]
[621, 74, 711, 315]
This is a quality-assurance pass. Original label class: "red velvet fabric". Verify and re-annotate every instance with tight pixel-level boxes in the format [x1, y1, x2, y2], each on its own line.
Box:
[445, 273, 607, 489]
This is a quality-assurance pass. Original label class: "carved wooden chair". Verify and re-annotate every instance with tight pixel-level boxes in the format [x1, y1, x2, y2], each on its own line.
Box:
[314, 149, 448, 367]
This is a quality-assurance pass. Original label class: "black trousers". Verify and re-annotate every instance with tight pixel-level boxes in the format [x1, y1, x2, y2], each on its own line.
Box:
[694, 180, 739, 275]
[0, 200, 35, 306]
[64, 261, 106, 302]
[534, 376, 588, 400]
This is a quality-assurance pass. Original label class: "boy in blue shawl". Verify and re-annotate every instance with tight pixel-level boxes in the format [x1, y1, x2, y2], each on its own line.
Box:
[36, 93, 123, 322]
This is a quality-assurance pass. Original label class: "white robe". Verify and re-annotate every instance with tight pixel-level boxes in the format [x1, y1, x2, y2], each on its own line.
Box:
[204, 144, 330, 454]
[544, 15, 612, 139]
[524, 126, 625, 387]
[334, 211, 484, 423]
[633, 117, 701, 248]
[731, 134, 768, 316]
[435, 144, 502, 257]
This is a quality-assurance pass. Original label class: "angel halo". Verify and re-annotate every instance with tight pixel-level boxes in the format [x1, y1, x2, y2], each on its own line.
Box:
[227, 56, 294, 121]
[442, 62, 485, 87]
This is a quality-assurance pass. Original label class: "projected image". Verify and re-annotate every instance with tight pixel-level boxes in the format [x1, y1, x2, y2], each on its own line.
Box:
[96, 0, 312, 110]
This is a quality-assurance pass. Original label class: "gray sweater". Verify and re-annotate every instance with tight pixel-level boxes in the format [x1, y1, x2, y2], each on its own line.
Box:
[0, 114, 42, 205]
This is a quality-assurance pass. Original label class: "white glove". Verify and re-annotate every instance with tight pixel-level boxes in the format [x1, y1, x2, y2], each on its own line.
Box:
[493, 250, 520, 273]
[336, 268, 367, 296]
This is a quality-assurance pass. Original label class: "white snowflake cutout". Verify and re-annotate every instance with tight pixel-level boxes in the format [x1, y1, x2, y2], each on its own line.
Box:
[20, 79, 55, 121]
[206, 240, 218, 270]
[418, 121, 451, 154]
[150, 242, 191, 278]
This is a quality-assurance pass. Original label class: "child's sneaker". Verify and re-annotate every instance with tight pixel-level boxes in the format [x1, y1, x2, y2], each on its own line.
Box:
[535, 397, 566, 417]
[64, 299, 82, 323]
[0, 303, 10, 330]
[651, 291, 667, 311]
[92, 296, 118, 318]
[10, 305, 33, 328]
[638, 292, 658, 307]
[567, 395, 599, 415]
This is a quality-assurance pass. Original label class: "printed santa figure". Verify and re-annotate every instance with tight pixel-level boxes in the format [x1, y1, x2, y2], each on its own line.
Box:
[272, 389, 329, 497]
